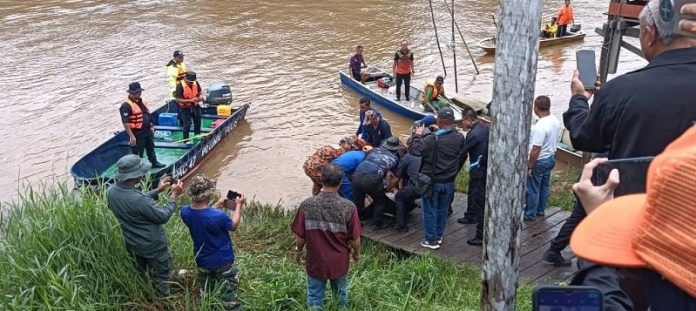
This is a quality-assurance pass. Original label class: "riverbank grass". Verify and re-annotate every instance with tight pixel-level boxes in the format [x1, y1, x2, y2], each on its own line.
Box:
[0, 183, 535, 310]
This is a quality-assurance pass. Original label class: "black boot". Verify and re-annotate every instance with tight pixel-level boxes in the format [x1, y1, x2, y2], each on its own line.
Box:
[543, 249, 572, 267]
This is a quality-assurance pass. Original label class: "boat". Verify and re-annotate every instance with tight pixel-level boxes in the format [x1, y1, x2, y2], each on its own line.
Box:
[70, 82, 250, 190]
[448, 95, 584, 168]
[339, 67, 464, 122]
[478, 29, 586, 55]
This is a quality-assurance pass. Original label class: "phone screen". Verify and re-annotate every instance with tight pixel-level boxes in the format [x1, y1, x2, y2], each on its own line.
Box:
[576, 50, 597, 90]
[668, 0, 696, 39]
[592, 157, 654, 196]
[534, 286, 602, 311]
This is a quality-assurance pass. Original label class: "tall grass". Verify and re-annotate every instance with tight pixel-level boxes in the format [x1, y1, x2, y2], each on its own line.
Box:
[0, 182, 534, 310]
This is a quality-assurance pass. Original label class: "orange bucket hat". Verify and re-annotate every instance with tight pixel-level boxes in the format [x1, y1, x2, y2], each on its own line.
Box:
[570, 125, 696, 297]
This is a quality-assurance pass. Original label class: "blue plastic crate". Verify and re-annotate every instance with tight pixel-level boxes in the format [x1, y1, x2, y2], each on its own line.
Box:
[158, 113, 178, 127]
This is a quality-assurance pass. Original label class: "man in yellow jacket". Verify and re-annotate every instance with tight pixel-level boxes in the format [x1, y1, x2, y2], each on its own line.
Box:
[165, 50, 187, 100]
[543, 17, 558, 38]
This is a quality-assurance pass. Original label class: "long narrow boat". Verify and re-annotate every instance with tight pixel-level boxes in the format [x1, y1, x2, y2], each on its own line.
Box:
[70, 99, 250, 190]
[339, 67, 463, 122]
[478, 31, 586, 55]
[449, 95, 583, 167]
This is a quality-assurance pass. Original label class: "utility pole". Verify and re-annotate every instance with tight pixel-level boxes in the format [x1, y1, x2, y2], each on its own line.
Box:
[481, 0, 542, 310]
[451, 0, 459, 92]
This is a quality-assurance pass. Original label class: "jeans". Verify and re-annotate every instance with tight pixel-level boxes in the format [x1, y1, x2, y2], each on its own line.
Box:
[394, 183, 419, 227]
[180, 105, 202, 140]
[307, 275, 348, 311]
[338, 175, 353, 200]
[525, 156, 555, 219]
[557, 24, 568, 37]
[352, 172, 388, 224]
[421, 182, 455, 243]
[395, 73, 411, 100]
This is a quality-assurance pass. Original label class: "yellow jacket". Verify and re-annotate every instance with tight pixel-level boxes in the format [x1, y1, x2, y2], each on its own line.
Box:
[165, 60, 187, 98]
[545, 23, 558, 37]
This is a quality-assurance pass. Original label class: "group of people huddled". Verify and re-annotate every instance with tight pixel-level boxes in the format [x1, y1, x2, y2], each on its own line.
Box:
[541, 0, 575, 38]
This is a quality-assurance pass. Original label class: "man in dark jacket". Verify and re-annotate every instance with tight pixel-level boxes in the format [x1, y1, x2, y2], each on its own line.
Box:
[550, 1, 696, 308]
[456, 109, 490, 246]
[410, 107, 466, 249]
[106, 154, 184, 297]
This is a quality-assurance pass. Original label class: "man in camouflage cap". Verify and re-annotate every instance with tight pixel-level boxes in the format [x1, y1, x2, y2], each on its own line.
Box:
[180, 175, 246, 310]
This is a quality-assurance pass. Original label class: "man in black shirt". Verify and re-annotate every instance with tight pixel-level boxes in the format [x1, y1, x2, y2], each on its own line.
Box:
[119, 82, 164, 168]
[392, 139, 422, 232]
[175, 71, 203, 141]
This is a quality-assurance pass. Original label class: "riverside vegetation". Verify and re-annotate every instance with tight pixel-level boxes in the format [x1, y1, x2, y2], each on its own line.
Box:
[0, 182, 537, 310]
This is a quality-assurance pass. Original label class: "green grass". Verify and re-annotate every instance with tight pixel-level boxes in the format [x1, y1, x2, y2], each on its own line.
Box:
[0, 182, 535, 310]
[454, 166, 580, 211]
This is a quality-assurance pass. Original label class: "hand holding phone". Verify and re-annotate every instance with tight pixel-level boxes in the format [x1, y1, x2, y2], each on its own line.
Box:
[223, 190, 242, 210]
[592, 156, 653, 196]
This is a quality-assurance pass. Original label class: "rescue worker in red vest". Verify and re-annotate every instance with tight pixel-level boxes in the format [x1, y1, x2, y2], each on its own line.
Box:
[165, 50, 187, 99]
[119, 82, 165, 168]
[175, 71, 203, 141]
[421, 76, 451, 113]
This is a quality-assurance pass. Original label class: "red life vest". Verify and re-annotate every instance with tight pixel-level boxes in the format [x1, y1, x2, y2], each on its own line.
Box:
[125, 98, 148, 130]
[178, 81, 200, 108]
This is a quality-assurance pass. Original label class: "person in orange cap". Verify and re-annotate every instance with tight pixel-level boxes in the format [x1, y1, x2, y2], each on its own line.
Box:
[568, 125, 696, 310]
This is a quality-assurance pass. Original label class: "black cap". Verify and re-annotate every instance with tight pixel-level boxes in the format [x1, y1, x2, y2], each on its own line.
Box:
[184, 71, 197, 81]
[127, 82, 145, 94]
[173, 50, 184, 57]
[437, 106, 455, 120]
[435, 76, 444, 83]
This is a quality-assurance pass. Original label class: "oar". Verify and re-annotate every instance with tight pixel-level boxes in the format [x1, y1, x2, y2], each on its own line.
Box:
[173, 132, 210, 144]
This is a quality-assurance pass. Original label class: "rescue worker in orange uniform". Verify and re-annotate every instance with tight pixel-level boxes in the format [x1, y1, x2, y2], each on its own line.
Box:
[556, 0, 574, 37]
[120, 82, 165, 168]
[175, 71, 203, 141]
[421, 76, 450, 113]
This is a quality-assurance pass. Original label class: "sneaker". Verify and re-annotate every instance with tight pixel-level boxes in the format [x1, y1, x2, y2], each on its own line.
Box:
[420, 240, 440, 249]
[437, 236, 443, 245]
[466, 237, 483, 246]
[536, 213, 546, 217]
[394, 224, 409, 232]
[371, 222, 390, 231]
[151, 162, 166, 169]
[542, 249, 572, 267]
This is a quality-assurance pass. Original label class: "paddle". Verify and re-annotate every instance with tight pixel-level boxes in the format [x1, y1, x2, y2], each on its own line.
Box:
[172, 132, 210, 144]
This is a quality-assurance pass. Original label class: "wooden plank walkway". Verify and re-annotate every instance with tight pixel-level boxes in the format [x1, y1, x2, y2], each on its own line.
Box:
[362, 193, 578, 284]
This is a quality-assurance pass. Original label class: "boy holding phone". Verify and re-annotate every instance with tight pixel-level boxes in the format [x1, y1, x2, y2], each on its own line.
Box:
[180, 175, 245, 310]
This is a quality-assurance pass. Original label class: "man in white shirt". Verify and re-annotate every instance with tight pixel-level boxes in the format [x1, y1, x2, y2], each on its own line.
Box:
[524, 96, 561, 221]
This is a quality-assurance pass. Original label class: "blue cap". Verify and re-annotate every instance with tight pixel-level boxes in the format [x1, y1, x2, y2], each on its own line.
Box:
[420, 115, 436, 126]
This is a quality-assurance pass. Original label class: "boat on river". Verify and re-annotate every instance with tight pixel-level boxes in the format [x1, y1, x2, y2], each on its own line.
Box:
[339, 67, 463, 122]
[70, 83, 250, 190]
[478, 28, 586, 55]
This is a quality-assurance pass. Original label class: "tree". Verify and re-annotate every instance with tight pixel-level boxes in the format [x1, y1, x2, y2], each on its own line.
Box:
[481, 0, 543, 310]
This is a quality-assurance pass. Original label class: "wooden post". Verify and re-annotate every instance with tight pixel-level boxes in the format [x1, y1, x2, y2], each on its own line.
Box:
[481, 0, 543, 310]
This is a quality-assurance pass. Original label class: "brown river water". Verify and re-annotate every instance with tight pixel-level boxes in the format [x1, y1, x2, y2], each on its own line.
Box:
[1, 0, 645, 206]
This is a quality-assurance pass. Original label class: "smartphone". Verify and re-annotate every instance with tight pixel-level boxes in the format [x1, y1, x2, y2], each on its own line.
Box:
[576, 50, 597, 90]
[592, 156, 654, 197]
[224, 190, 241, 210]
[667, 0, 696, 39]
[533, 286, 602, 311]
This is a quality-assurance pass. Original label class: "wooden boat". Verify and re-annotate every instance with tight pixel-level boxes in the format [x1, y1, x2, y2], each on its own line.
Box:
[70, 100, 250, 190]
[478, 31, 586, 55]
[449, 95, 584, 168]
[339, 67, 463, 122]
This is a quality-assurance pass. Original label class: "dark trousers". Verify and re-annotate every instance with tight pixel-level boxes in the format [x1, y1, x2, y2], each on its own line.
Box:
[557, 24, 568, 37]
[130, 249, 172, 297]
[198, 262, 241, 310]
[395, 183, 419, 227]
[469, 173, 487, 239]
[180, 106, 202, 140]
[352, 171, 388, 224]
[548, 198, 586, 253]
[395, 73, 411, 100]
[131, 134, 158, 164]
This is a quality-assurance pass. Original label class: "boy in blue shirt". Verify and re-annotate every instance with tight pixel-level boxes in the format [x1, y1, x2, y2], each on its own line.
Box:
[181, 175, 245, 310]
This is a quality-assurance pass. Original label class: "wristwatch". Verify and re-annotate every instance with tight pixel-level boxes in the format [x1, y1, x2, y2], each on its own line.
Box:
[293, 246, 300, 253]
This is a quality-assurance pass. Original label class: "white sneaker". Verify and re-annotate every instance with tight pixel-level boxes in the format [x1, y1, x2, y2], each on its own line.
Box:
[421, 240, 440, 250]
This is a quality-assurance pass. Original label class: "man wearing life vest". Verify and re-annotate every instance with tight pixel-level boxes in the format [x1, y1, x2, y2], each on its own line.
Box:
[542, 17, 558, 38]
[421, 76, 450, 113]
[165, 50, 187, 99]
[119, 82, 165, 168]
[556, 0, 574, 37]
[175, 71, 203, 141]
[392, 40, 414, 101]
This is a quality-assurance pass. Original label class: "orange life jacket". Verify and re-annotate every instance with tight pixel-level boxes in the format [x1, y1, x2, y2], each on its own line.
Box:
[125, 98, 148, 130]
[557, 5, 573, 25]
[178, 81, 200, 108]
[421, 80, 443, 102]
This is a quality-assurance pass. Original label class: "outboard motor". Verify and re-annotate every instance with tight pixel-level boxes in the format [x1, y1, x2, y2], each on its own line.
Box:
[205, 82, 233, 106]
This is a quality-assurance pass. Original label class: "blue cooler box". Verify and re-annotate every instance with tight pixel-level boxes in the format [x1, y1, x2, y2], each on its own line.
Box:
[158, 113, 178, 127]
